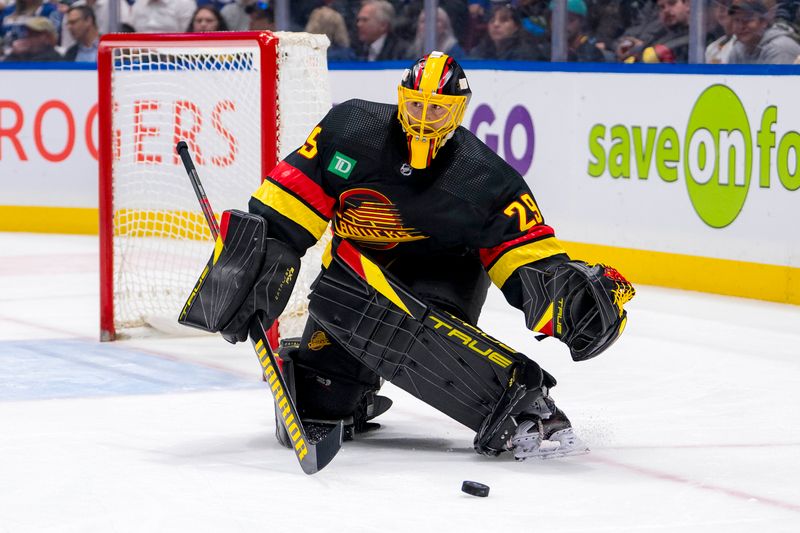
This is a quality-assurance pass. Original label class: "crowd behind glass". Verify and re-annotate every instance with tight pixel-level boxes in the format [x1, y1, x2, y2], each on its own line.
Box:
[2, 0, 799, 64]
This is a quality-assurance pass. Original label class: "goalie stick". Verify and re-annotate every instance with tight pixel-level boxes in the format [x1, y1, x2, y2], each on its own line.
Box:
[176, 141, 343, 475]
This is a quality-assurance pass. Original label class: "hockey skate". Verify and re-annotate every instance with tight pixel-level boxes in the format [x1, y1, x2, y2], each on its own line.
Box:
[508, 396, 589, 460]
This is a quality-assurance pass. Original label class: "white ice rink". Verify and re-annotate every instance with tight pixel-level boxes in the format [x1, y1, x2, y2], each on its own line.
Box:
[1, 232, 799, 533]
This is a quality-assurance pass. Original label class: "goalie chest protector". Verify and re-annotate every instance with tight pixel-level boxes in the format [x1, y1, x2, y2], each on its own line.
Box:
[268, 99, 534, 264]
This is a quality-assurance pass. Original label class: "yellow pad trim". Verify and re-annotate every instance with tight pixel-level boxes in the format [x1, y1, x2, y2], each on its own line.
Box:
[361, 255, 412, 316]
[321, 238, 333, 268]
[532, 302, 554, 333]
[212, 235, 224, 265]
[488, 238, 567, 288]
[252, 180, 328, 240]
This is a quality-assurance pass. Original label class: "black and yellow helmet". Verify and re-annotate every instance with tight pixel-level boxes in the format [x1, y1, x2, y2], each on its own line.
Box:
[398, 51, 471, 169]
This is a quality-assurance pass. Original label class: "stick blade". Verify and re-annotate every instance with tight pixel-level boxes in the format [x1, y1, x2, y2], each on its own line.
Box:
[299, 421, 344, 475]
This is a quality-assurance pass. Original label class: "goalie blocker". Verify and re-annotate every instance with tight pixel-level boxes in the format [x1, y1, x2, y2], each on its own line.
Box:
[178, 210, 300, 342]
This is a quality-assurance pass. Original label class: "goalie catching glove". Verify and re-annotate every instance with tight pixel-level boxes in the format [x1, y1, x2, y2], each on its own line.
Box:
[178, 209, 300, 343]
[520, 261, 635, 361]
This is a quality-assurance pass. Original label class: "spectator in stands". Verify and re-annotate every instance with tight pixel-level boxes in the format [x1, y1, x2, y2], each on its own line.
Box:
[197, 0, 236, 14]
[518, 0, 551, 37]
[60, 0, 131, 51]
[306, 6, 356, 61]
[63, 5, 97, 61]
[727, 0, 800, 62]
[775, 0, 800, 30]
[247, 1, 273, 30]
[463, 0, 490, 51]
[129, 0, 197, 33]
[469, 3, 547, 60]
[407, 6, 466, 59]
[355, 0, 408, 61]
[393, 1, 470, 46]
[583, 0, 627, 50]
[221, 0, 274, 30]
[556, 0, 608, 61]
[187, 5, 228, 31]
[615, 0, 691, 62]
[706, 0, 736, 62]
[1, 0, 60, 58]
[2, 15, 62, 60]
[220, 0, 249, 30]
[613, 1, 659, 58]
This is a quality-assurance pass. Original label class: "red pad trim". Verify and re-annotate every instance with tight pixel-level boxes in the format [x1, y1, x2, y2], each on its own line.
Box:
[479, 225, 556, 268]
[219, 210, 231, 242]
[269, 161, 335, 218]
[336, 240, 366, 279]
[538, 320, 553, 337]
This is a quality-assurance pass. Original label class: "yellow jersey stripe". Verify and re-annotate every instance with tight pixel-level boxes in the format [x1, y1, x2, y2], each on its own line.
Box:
[488, 237, 567, 287]
[252, 180, 329, 240]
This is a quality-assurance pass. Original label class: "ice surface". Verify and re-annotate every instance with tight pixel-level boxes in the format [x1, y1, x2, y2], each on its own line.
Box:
[1, 233, 799, 532]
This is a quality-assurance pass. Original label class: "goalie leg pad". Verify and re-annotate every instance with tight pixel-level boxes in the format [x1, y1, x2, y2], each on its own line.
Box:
[308, 250, 552, 436]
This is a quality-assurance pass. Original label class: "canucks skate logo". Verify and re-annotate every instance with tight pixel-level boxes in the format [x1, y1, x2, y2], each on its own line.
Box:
[308, 330, 332, 351]
[334, 188, 427, 250]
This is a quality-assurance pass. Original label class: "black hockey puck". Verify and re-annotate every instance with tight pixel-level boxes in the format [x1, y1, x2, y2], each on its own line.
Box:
[461, 480, 490, 497]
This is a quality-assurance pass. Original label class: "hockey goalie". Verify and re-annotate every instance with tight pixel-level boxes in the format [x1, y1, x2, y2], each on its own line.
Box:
[179, 52, 635, 461]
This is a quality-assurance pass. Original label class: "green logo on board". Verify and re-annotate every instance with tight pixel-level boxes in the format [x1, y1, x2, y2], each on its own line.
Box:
[328, 151, 357, 179]
[587, 84, 800, 228]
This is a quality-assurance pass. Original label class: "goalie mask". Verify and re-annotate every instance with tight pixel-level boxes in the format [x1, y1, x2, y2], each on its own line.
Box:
[397, 52, 471, 169]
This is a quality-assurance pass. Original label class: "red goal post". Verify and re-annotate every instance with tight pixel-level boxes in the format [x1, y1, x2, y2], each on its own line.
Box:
[98, 31, 331, 342]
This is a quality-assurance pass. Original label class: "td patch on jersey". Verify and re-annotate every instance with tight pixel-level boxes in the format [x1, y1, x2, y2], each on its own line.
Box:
[328, 151, 357, 179]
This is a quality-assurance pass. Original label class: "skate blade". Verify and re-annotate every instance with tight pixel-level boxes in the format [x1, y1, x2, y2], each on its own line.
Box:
[513, 430, 590, 460]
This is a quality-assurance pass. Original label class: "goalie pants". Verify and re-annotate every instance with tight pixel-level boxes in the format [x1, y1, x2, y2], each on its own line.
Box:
[293, 252, 496, 421]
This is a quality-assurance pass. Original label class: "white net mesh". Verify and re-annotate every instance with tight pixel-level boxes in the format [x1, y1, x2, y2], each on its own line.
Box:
[107, 33, 331, 339]
[273, 32, 332, 340]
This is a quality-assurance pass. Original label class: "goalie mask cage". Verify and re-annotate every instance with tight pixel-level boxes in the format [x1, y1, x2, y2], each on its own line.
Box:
[98, 31, 331, 342]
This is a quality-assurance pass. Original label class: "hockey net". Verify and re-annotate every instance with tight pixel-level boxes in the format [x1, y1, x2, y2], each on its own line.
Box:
[98, 31, 331, 342]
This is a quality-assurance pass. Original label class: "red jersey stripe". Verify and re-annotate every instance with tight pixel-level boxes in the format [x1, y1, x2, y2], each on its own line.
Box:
[268, 161, 335, 219]
[479, 225, 556, 267]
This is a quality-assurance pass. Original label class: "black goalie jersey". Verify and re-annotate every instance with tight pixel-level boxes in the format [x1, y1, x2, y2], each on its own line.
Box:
[249, 99, 569, 322]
